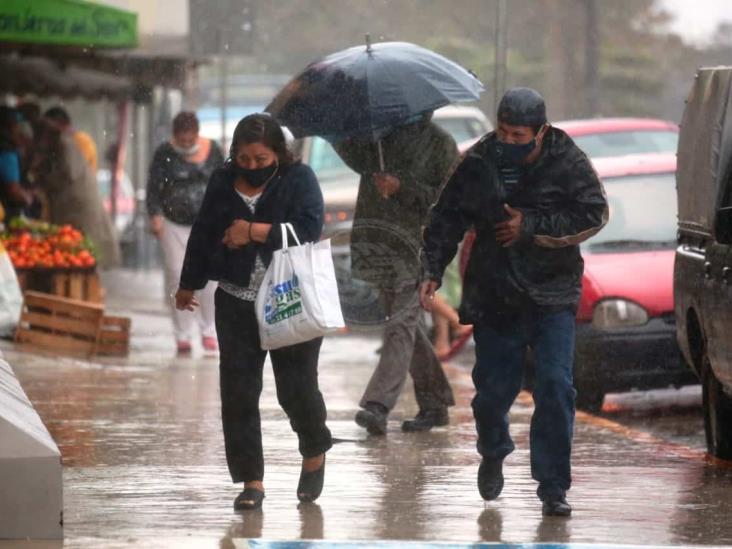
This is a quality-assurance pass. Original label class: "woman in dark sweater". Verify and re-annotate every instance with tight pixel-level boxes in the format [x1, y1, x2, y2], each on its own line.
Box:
[175, 114, 331, 510]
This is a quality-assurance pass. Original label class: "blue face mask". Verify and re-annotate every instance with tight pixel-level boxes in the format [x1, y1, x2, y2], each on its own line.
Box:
[495, 139, 536, 164]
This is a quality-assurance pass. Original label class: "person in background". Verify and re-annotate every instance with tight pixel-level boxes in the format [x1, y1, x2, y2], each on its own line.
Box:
[421, 87, 608, 517]
[430, 254, 472, 360]
[0, 106, 34, 221]
[32, 119, 120, 267]
[15, 102, 43, 219]
[175, 114, 331, 510]
[44, 106, 98, 173]
[146, 111, 224, 355]
[333, 113, 458, 435]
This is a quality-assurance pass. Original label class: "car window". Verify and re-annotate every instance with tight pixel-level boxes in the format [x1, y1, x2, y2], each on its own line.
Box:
[308, 137, 356, 182]
[584, 172, 677, 250]
[434, 118, 482, 144]
[574, 131, 678, 158]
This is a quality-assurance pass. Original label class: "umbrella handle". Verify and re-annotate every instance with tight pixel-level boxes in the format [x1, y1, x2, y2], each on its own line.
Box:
[377, 140, 385, 172]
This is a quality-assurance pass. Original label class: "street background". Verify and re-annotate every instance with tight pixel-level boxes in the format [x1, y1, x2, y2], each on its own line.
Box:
[1, 268, 731, 548]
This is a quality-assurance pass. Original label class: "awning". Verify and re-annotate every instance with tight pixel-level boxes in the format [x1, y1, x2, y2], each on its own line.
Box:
[0, 0, 137, 49]
[0, 54, 131, 101]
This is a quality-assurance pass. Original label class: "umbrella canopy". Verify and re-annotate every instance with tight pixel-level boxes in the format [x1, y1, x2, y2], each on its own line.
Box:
[266, 41, 484, 141]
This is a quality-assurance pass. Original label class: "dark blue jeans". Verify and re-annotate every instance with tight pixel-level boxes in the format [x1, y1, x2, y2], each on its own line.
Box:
[472, 308, 576, 500]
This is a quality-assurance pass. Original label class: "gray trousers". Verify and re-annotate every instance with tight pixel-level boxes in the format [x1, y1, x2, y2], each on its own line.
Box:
[359, 289, 455, 412]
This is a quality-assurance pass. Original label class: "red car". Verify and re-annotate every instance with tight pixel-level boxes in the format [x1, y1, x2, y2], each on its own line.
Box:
[555, 117, 678, 158]
[573, 153, 696, 411]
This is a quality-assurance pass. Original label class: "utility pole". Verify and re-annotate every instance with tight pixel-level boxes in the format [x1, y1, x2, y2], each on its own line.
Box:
[219, 32, 229, 152]
[584, 0, 600, 117]
[493, 0, 508, 116]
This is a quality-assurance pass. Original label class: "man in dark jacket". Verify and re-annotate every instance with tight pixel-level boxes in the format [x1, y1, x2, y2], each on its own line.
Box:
[333, 114, 459, 435]
[420, 88, 608, 516]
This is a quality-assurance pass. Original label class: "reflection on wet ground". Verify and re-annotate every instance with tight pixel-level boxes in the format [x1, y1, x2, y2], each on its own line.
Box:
[2, 274, 732, 548]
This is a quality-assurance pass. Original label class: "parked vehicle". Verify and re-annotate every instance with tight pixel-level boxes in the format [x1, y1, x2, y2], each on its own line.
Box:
[573, 153, 697, 412]
[674, 67, 732, 459]
[555, 117, 679, 159]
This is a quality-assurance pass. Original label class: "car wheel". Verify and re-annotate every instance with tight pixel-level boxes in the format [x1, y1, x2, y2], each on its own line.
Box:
[701, 349, 732, 460]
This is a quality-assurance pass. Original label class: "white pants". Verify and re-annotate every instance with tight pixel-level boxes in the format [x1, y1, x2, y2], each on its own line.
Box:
[159, 218, 216, 342]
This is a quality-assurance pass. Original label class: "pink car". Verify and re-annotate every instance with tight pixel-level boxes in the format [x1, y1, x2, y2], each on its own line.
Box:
[573, 152, 696, 411]
[555, 117, 678, 159]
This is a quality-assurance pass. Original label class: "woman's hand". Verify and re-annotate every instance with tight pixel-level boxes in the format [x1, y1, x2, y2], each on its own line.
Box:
[175, 288, 199, 311]
[222, 219, 251, 248]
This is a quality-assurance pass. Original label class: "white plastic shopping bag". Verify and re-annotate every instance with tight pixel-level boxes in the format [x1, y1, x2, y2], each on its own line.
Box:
[0, 243, 22, 337]
[255, 223, 345, 350]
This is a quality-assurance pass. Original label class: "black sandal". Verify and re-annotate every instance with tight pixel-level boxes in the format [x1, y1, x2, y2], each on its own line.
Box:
[297, 455, 326, 503]
[234, 487, 265, 511]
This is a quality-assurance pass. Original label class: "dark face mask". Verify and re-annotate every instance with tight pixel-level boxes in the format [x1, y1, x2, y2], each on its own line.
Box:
[234, 162, 279, 188]
[495, 139, 536, 164]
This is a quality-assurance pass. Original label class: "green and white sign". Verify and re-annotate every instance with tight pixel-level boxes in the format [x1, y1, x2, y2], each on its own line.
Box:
[0, 0, 137, 49]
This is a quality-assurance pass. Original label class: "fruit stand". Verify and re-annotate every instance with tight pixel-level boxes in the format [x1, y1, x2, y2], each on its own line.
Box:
[1, 218, 102, 303]
[2, 219, 130, 357]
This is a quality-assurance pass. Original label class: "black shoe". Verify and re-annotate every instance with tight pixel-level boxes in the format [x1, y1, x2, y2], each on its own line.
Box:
[297, 455, 326, 503]
[477, 458, 504, 501]
[542, 495, 572, 517]
[355, 402, 388, 435]
[401, 408, 449, 432]
[234, 487, 265, 511]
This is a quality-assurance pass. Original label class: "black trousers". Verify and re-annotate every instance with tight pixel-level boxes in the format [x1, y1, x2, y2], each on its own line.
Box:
[215, 288, 332, 483]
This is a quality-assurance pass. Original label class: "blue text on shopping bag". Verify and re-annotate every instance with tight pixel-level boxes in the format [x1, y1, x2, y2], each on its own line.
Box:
[264, 275, 303, 325]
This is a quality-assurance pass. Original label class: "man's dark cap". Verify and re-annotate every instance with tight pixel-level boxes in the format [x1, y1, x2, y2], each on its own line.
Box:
[497, 87, 547, 127]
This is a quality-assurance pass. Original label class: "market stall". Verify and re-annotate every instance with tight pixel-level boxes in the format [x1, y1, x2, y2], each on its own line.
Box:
[0, 1, 197, 359]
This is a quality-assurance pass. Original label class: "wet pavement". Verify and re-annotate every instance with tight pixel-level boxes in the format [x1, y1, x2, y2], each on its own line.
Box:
[2, 269, 732, 548]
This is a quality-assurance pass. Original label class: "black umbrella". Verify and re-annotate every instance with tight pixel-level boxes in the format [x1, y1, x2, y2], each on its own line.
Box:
[266, 39, 485, 146]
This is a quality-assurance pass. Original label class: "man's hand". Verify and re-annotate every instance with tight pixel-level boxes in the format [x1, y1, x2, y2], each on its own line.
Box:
[419, 280, 440, 311]
[222, 219, 251, 248]
[149, 215, 164, 238]
[175, 288, 199, 311]
[374, 173, 400, 199]
[495, 204, 524, 247]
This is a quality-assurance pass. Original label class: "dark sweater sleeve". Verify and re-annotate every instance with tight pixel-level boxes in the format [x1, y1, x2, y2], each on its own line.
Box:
[265, 164, 324, 249]
[179, 170, 223, 290]
[421, 158, 473, 283]
[145, 146, 168, 216]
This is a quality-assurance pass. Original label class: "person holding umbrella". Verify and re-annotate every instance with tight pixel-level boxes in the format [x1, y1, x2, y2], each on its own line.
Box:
[333, 112, 459, 434]
[267, 40, 483, 434]
[420, 88, 608, 516]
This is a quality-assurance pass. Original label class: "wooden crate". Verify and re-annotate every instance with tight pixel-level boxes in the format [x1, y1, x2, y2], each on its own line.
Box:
[15, 291, 105, 357]
[96, 315, 131, 357]
[51, 270, 103, 303]
[15, 269, 103, 303]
